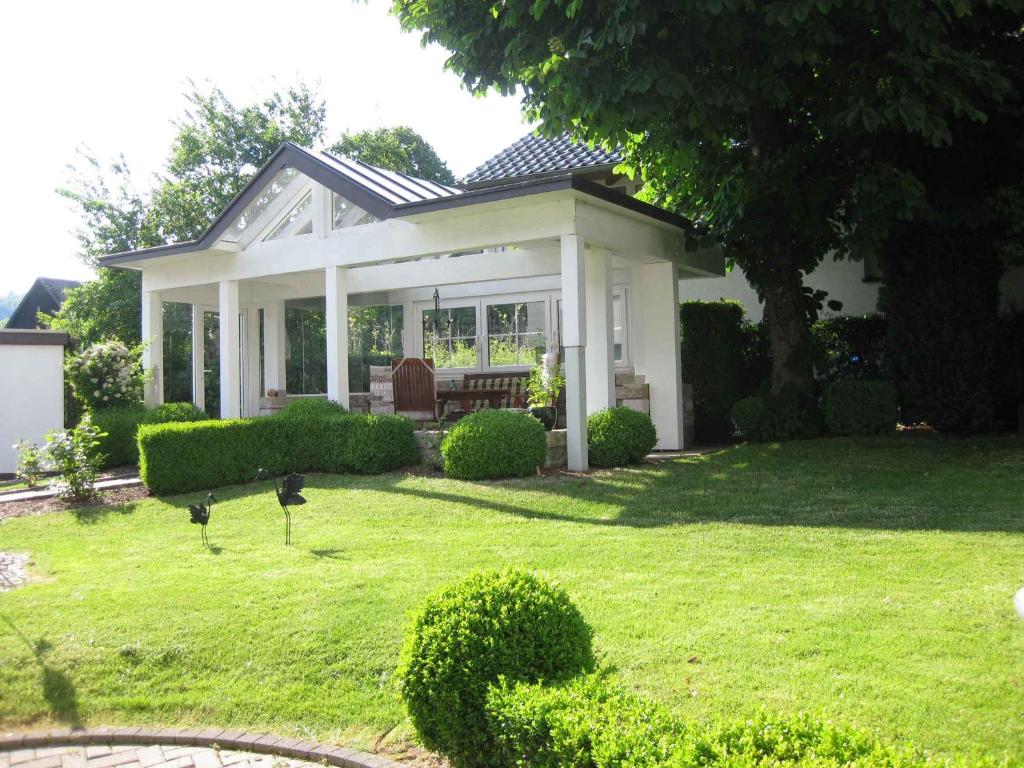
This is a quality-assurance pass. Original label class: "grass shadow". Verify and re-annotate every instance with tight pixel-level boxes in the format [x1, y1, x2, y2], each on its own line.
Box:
[71, 500, 140, 525]
[1, 616, 80, 726]
[309, 548, 347, 560]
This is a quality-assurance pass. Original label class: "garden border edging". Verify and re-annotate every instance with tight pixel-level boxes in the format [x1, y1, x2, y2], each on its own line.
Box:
[0, 727, 404, 768]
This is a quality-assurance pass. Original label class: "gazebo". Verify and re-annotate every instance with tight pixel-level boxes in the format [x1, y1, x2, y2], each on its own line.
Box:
[101, 142, 722, 471]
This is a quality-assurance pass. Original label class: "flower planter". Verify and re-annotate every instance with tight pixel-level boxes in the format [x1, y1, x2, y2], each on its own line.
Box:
[529, 406, 557, 431]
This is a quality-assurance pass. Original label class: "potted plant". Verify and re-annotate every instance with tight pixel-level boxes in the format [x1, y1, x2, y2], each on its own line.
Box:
[527, 363, 564, 431]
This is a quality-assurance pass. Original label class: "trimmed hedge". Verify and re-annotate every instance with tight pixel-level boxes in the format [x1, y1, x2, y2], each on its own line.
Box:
[138, 412, 417, 494]
[441, 409, 546, 480]
[587, 407, 657, 467]
[92, 406, 148, 468]
[91, 403, 209, 468]
[824, 380, 900, 436]
[278, 397, 347, 421]
[398, 569, 594, 768]
[680, 300, 748, 442]
[731, 385, 822, 442]
[486, 676, 935, 768]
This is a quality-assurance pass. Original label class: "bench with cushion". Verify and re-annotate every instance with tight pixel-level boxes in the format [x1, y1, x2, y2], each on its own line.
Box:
[461, 372, 529, 411]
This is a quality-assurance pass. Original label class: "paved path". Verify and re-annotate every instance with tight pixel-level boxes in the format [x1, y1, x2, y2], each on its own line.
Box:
[0, 476, 141, 505]
[0, 731, 401, 768]
[1, 744, 321, 768]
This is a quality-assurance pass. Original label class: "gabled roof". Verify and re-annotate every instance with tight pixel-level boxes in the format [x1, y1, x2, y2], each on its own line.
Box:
[464, 131, 623, 186]
[100, 140, 692, 268]
[5, 277, 81, 330]
[100, 142, 462, 265]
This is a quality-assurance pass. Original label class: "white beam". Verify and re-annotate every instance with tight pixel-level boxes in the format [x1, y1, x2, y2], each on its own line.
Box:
[585, 248, 615, 413]
[141, 289, 163, 408]
[264, 300, 287, 394]
[219, 280, 241, 419]
[191, 304, 205, 413]
[560, 233, 588, 472]
[325, 266, 350, 408]
[633, 261, 685, 449]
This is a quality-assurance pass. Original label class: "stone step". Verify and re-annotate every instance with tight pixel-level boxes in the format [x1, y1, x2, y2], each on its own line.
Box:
[615, 384, 650, 401]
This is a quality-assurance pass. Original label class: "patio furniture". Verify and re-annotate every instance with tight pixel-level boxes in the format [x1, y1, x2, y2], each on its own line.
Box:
[436, 387, 510, 414]
[392, 358, 438, 421]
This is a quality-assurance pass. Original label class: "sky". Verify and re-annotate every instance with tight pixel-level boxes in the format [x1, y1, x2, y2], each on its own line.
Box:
[0, 0, 530, 295]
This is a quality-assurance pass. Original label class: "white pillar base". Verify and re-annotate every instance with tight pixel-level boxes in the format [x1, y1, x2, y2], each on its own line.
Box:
[326, 266, 350, 409]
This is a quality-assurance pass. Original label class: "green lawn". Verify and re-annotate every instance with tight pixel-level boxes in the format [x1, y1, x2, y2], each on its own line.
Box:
[1, 436, 1022, 761]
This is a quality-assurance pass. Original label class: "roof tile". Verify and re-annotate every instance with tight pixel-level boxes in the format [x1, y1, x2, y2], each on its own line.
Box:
[464, 131, 622, 185]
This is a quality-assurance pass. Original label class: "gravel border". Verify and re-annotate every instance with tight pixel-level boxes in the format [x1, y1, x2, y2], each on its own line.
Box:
[0, 729, 404, 768]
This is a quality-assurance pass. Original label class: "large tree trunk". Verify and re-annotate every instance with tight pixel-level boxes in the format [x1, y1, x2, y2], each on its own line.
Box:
[760, 266, 814, 395]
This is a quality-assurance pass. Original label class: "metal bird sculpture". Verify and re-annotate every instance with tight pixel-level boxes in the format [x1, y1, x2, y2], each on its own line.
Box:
[188, 492, 216, 547]
[257, 469, 306, 545]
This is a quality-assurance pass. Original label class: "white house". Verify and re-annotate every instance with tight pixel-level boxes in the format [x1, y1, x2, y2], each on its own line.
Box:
[100, 141, 723, 472]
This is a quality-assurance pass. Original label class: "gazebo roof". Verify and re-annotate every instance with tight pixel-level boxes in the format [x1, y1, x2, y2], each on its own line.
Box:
[464, 131, 622, 187]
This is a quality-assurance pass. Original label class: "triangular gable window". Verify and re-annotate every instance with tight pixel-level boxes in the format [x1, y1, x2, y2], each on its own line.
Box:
[264, 191, 313, 241]
[333, 192, 378, 229]
[222, 167, 304, 244]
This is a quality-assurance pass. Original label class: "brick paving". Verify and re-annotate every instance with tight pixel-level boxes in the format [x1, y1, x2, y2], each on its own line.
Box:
[0, 730, 403, 768]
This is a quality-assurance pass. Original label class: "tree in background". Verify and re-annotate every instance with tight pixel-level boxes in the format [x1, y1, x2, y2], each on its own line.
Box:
[394, 0, 1023, 399]
[48, 84, 454, 405]
[331, 126, 455, 185]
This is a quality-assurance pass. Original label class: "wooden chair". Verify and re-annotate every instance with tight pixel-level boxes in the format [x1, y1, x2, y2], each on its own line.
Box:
[391, 358, 437, 421]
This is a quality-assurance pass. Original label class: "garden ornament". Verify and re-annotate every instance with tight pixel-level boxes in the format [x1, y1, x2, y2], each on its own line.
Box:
[256, 469, 306, 545]
[188, 492, 216, 547]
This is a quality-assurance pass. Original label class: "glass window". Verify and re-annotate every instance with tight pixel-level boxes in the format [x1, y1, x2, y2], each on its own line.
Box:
[486, 301, 546, 367]
[423, 306, 478, 369]
[333, 193, 379, 229]
[348, 305, 404, 392]
[285, 305, 327, 395]
[264, 191, 312, 241]
[613, 294, 625, 362]
[224, 167, 302, 241]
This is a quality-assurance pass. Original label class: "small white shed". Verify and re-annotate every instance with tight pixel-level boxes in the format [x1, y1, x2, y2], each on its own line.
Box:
[0, 329, 69, 474]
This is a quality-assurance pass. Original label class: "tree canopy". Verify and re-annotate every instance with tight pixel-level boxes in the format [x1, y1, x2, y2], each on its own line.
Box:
[330, 125, 455, 184]
[47, 84, 454, 349]
[394, 0, 1023, 392]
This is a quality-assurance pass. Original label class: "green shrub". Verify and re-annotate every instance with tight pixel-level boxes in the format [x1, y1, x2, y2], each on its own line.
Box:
[398, 569, 594, 768]
[278, 397, 347, 421]
[66, 340, 144, 409]
[731, 386, 822, 442]
[823, 380, 900, 436]
[441, 410, 546, 480]
[91, 406, 148, 467]
[731, 396, 771, 442]
[144, 401, 207, 424]
[811, 314, 888, 383]
[587, 407, 657, 468]
[344, 414, 418, 474]
[138, 412, 417, 494]
[45, 414, 105, 502]
[680, 300, 748, 442]
[488, 677, 932, 768]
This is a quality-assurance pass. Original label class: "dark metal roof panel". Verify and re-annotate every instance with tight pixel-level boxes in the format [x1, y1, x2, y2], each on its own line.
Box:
[464, 131, 623, 185]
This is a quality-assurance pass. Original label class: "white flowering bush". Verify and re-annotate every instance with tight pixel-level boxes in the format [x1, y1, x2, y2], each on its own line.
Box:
[67, 340, 145, 410]
[45, 414, 105, 502]
[14, 440, 49, 487]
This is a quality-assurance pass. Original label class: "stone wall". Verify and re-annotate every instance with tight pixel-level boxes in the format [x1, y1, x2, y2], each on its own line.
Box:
[414, 428, 568, 471]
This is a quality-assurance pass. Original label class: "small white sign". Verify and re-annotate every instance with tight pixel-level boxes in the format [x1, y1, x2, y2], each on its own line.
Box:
[369, 365, 395, 415]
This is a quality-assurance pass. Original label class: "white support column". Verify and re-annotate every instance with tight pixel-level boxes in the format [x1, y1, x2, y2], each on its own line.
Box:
[584, 248, 616, 414]
[141, 288, 163, 409]
[264, 300, 288, 394]
[633, 261, 685, 450]
[244, 306, 261, 416]
[219, 280, 241, 420]
[560, 233, 588, 472]
[325, 266, 350, 409]
[191, 304, 205, 413]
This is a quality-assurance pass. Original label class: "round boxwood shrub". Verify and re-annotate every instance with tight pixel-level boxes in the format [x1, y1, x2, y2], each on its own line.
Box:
[823, 380, 900, 436]
[144, 401, 208, 425]
[278, 398, 347, 421]
[398, 569, 594, 768]
[441, 409, 546, 480]
[731, 386, 822, 442]
[587, 407, 657, 468]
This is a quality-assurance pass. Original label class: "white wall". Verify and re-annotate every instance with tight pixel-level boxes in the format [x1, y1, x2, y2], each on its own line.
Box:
[0, 341, 65, 473]
[679, 257, 881, 321]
